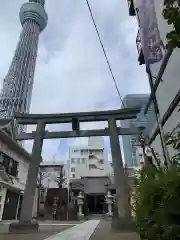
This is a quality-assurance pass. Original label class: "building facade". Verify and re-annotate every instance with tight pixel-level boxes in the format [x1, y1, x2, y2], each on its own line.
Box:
[127, 0, 180, 160]
[121, 94, 156, 167]
[0, 0, 47, 130]
[40, 161, 67, 189]
[68, 137, 112, 180]
[0, 122, 37, 220]
[38, 161, 69, 219]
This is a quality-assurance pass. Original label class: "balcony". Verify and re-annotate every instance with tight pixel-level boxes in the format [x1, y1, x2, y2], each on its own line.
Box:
[127, 0, 136, 16]
[136, 30, 145, 65]
[89, 164, 97, 170]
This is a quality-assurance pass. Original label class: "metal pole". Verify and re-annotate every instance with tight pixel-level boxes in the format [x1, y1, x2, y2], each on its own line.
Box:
[146, 65, 171, 167]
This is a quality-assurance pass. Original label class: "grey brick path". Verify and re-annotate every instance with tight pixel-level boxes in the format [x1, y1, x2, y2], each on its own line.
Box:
[90, 220, 140, 240]
[0, 225, 72, 240]
[44, 220, 99, 240]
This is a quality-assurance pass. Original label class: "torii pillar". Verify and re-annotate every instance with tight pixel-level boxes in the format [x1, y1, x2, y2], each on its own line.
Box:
[108, 117, 134, 230]
[9, 121, 45, 233]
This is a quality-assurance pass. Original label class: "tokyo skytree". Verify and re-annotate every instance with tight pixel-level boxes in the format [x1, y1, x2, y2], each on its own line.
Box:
[0, 0, 48, 119]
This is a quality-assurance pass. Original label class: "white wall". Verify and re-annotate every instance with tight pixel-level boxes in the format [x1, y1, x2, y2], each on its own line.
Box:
[88, 137, 104, 149]
[0, 138, 30, 188]
[74, 162, 112, 178]
[69, 137, 109, 179]
[69, 147, 110, 179]
[150, 1, 180, 157]
[0, 138, 39, 220]
[134, 0, 180, 157]
[0, 140, 28, 167]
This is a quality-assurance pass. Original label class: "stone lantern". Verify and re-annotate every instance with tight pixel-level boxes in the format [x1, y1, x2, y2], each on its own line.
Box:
[105, 191, 113, 216]
[77, 191, 84, 218]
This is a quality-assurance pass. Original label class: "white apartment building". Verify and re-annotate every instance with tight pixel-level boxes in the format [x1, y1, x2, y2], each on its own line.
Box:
[127, 0, 180, 160]
[0, 122, 37, 220]
[68, 137, 112, 180]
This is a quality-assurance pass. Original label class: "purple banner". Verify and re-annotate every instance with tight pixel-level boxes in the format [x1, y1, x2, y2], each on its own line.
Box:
[135, 0, 165, 65]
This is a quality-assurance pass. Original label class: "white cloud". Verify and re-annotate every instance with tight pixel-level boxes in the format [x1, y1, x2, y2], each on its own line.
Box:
[0, 0, 149, 161]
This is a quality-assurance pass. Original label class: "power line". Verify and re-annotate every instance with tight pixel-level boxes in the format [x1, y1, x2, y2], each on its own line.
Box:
[53, 1, 125, 158]
[85, 0, 125, 107]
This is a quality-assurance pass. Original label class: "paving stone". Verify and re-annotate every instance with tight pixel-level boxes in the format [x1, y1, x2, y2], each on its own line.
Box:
[44, 220, 100, 240]
[90, 220, 140, 240]
[0, 225, 72, 239]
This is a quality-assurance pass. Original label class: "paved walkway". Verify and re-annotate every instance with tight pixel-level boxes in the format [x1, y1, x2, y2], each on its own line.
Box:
[0, 220, 140, 240]
[0, 225, 72, 240]
[0, 222, 78, 235]
[90, 220, 140, 240]
[44, 220, 100, 240]
[0, 220, 82, 225]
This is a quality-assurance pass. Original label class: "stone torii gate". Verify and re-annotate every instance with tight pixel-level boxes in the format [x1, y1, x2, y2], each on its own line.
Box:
[10, 107, 141, 232]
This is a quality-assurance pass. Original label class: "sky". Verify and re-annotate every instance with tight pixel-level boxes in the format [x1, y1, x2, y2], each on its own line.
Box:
[0, 0, 150, 162]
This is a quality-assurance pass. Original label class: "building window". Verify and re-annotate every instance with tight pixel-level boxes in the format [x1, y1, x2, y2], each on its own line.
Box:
[8, 160, 13, 173]
[0, 153, 4, 163]
[81, 149, 87, 155]
[72, 174, 75, 178]
[73, 150, 78, 153]
[9, 159, 18, 177]
[71, 158, 76, 164]
[71, 167, 75, 172]
[0, 152, 18, 177]
[89, 164, 97, 169]
[132, 152, 136, 157]
[82, 158, 86, 164]
[77, 158, 81, 164]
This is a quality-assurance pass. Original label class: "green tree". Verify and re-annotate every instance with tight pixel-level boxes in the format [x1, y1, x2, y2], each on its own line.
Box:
[134, 167, 180, 240]
[134, 116, 180, 239]
[163, 0, 180, 48]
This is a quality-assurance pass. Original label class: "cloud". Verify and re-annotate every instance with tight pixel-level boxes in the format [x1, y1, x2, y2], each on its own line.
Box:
[0, 0, 149, 161]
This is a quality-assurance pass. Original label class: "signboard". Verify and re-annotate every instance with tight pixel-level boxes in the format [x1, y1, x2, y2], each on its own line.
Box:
[135, 0, 165, 65]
